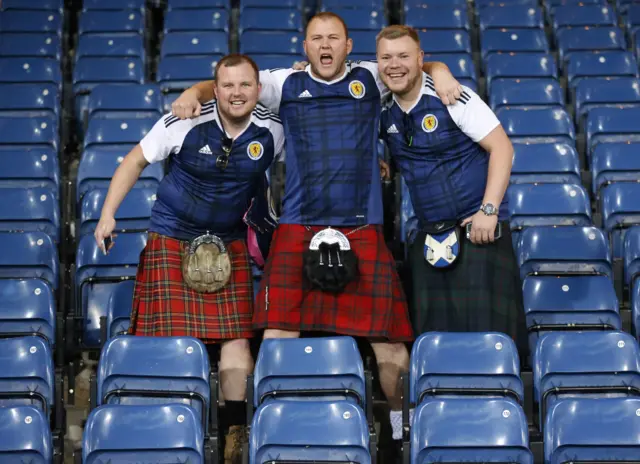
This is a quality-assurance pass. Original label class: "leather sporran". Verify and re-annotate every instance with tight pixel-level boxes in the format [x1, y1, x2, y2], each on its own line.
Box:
[182, 232, 232, 293]
[303, 228, 358, 294]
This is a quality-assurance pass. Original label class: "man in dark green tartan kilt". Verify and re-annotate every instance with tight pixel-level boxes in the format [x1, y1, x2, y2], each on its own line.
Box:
[377, 25, 528, 363]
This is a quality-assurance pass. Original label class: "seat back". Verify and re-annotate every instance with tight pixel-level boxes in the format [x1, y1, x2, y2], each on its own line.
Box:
[321, 7, 387, 31]
[0, 32, 61, 59]
[157, 55, 224, 93]
[83, 117, 155, 150]
[592, 142, 640, 197]
[481, 29, 549, 59]
[0, 115, 58, 150]
[567, 51, 638, 89]
[73, 57, 145, 94]
[0, 11, 63, 35]
[489, 78, 563, 110]
[239, 30, 303, 54]
[586, 106, 640, 158]
[0, 187, 60, 242]
[160, 31, 229, 57]
[79, 187, 155, 236]
[485, 53, 558, 90]
[417, 30, 472, 54]
[404, 5, 470, 30]
[0, 406, 52, 463]
[83, 404, 204, 464]
[78, 10, 144, 35]
[575, 77, 640, 124]
[0, 279, 56, 346]
[75, 33, 145, 61]
[497, 106, 574, 144]
[556, 27, 626, 64]
[624, 226, 640, 288]
[601, 182, 640, 259]
[552, 4, 616, 30]
[510, 142, 580, 185]
[105, 280, 134, 339]
[478, 5, 544, 29]
[410, 332, 523, 404]
[0, 148, 60, 196]
[0, 231, 59, 289]
[163, 8, 229, 33]
[239, 7, 303, 32]
[0, 83, 59, 117]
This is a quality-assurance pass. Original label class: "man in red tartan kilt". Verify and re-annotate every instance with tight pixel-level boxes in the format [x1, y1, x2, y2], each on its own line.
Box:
[172, 12, 463, 446]
[94, 54, 285, 464]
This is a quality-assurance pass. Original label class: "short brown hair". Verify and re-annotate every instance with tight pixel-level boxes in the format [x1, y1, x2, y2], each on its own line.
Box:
[376, 25, 421, 47]
[305, 11, 349, 38]
[214, 53, 260, 84]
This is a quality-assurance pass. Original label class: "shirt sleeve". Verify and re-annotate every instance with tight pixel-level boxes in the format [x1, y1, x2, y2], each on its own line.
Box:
[446, 86, 501, 143]
[351, 60, 389, 99]
[274, 121, 286, 162]
[258, 68, 296, 114]
[139, 111, 204, 163]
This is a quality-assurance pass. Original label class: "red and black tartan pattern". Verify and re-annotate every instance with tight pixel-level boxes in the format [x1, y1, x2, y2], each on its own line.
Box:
[253, 224, 414, 342]
[129, 233, 256, 342]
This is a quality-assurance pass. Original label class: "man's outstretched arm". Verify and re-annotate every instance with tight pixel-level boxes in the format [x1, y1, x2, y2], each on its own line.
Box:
[171, 80, 215, 119]
[423, 61, 463, 105]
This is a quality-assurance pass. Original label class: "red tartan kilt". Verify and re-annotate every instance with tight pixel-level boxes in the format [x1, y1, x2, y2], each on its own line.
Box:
[254, 224, 414, 342]
[129, 232, 255, 342]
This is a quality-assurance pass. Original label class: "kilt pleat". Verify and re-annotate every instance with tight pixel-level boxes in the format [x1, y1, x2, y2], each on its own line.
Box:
[408, 222, 528, 360]
[129, 232, 255, 342]
[253, 224, 414, 342]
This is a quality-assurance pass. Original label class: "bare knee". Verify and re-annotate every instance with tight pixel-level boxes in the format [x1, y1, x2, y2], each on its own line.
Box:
[263, 329, 301, 339]
[371, 342, 410, 370]
[220, 338, 253, 370]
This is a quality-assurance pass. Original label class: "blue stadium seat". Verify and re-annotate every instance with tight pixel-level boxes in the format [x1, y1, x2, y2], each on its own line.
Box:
[0, 11, 62, 35]
[0, 83, 59, 118]
[73, 57, 145, 95]
[417, 30, 471, 54]
[75, 33, 145, 61]
[485, 53, 558, 90]
[161, 31, 228, 57]
[321, 7, 387, 30]
[96, 336, 213, 432]
[517, 226, 612, 280]
[348, 30, 378, 57]
[0, 115, 59, 150]
[489, 78, 563, 110]
[322, 0, 384, 7]
[78, 10, 144, 35]
[522, 275, 621, 356]
[0, 407, 53, 464]
[481, 29, 549, 59]
[409, 332, 524, 405]
[497, 107, 575, 144]
[239, 31, 303, 55]
[164, 8, 229, 33]
[586, 107, 640, 159]
[0, 188, 60, 243]
[0, 232, 58, 289]
[79, 187, 155, 236]
[510, 142, 581, 185]
[75, 232, 147, 347]
[250, 401, 372, 463]
[86, 83, 163, 124]
[168, 0, 230, 8]
[104, 280, 134, 340]
[423, 53, 477, 90]
[83, 404, 205, 464]
[545, 398, 640, 464]
[552, 4, 616, 31]
[239, 8, 303, 32]
[592, 142, 640, 197]
[157, 55, 222, 93]
[0, 279, 56, 347]
[251, 54, 303, 70]
[625, 226, 640, 290]
[476, 0, 538, 6]
[566, 51, 638, 88]
[83, 117, 155, 150]
[82, 0, 146, 10]
[626, 5, 640, 37]
[0, 149, 60, 197]
[404, 5, 469, 29]
[601, 182, 640, 259]
[575, 78, 640, 126]
[0, 33, 61, 60]
[252, 336, 368, 409]
[411, 398, 533, 464]
[534, 331, 640, 430]
[77, 147, 164, 202]
[478, 5, 544, 29]
[1, 0, 63, 10]
[0, 57, 62, 88]
[406, 0, 466, 5]
[556, 27, 626, 64]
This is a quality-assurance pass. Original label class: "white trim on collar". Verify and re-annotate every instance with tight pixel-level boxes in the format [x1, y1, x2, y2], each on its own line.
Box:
[391, 72, 428, 114]
[305, 63, 350, 85]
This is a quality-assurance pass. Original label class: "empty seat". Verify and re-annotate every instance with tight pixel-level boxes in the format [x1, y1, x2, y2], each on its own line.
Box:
[409, 332, 524, 405]
[534, 331, 640, 429]
[0, 57, 62, 88]
[485, 53, 558, 90]
[481, 28, 549, 58]
[321, 7, 386, 30]
[509, 183, 591, 228]
[163, 8, 229, 33]
[78, 10, 144, 35]
[239, 30, 303, 55]
[322, 0, 384, 7]
[423, 53, 477, 89]
[348, 30, 379, 57]
[0, 148, 60, 198]
[82, 0, 146, 10]
[95, 336, 213, 431]
[0, 116, 59, 150]
[73, 57, 145, 94]
[489, 78, 563, 110]
[74, 232, 147, 347]
[239, 8, 303, 32]
[404, 5, 469, 30]
[104, 280, 134, 340]
[627, 4, 640, 37]
[168, 0, 230, 8]
[157, 55, 221, 93]
[552, 4, 616, 31]
[0, 188, 60, 242]
[249, 54, 303, 70]
[0, 406, 53, 463]
[75, 33, 145, 61]
[411, 398, 533, 464]
[586, 107, 640, 159]
[592, 142, 640, 197]
[0, 33, 61, 59]
[79, 187, 155, 236]
[625, 226, 640, 290]
[478, 5, 544, 29]
[83, 117, 155, 150]
[0, 11, 62, 35]
[240, 0, 298, 7]
[545, 398, 640, 464]
[417, 30, 471, 54]
[601, 182, 640, 259]
[0, 232, 59, 289]
[575, 77, 640, 125]
[161, 31, 229, 57]
[517, 226, 612, 280]
[83, 404, 205, 464]
[85, 83, 163, 124]
[1, 0, 63, 10]
[556, 27, 626, 64]
[566, 51, 638, 88]
[0, 279, 56, 346]
[250, 401, 372, 463]
[497, 107, 575, 144]
[522, 275, 621, 355]
[510, 143, 581, 185]
[0, 83, 59, 118]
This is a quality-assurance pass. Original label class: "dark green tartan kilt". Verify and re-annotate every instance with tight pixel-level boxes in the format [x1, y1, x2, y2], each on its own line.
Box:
[407, 221, 528, 363]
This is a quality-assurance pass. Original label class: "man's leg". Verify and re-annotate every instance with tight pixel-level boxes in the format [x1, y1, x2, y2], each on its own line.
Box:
[263, 328, 300, 339]
[370, 342, 410, 440]
[219, 338, 254, 464]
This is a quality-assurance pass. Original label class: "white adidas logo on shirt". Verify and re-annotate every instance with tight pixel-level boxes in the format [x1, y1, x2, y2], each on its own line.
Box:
[387, 124, 399, 134]
[199, 144, 212, 154]
[298, 90, 312, 98]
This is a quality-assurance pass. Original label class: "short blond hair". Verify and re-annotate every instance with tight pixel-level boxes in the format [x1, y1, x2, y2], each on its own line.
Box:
[376, 25, 421, 47]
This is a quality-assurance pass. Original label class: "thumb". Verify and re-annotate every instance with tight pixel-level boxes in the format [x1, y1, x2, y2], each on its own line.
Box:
[460, 216, 472, 226]
[194, 102, 202, 117]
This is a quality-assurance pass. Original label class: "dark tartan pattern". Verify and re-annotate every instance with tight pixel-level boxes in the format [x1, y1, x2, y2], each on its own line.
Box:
[408, 222, 528, 360]
[253, 224, 414, 342]
[129, 233, 255, 342]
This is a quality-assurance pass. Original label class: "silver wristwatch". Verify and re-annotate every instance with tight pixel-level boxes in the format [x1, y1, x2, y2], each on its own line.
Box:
[480, 203, 497, 216]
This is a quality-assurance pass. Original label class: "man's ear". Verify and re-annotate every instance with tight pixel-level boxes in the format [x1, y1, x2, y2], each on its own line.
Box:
[346, 37, 354, 55]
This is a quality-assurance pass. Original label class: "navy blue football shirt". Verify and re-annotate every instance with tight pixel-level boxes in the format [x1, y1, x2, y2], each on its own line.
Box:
[140, 101, 285, 242]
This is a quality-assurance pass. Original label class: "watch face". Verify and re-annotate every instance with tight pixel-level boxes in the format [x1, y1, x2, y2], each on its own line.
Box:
[483, 204, 496, 215]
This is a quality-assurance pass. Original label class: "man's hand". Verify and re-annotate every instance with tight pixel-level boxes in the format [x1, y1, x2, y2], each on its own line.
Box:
[94, 216, 117, 254]
[379, 158, 391, 180]
[171, 87, 202, 120]
[431, 66, 463, 106]
[292, 60, 308, 70]
[461, 210, 498, 245]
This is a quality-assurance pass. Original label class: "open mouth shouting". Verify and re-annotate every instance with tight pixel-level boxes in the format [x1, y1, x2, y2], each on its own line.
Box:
[320, 53, 334, 67]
